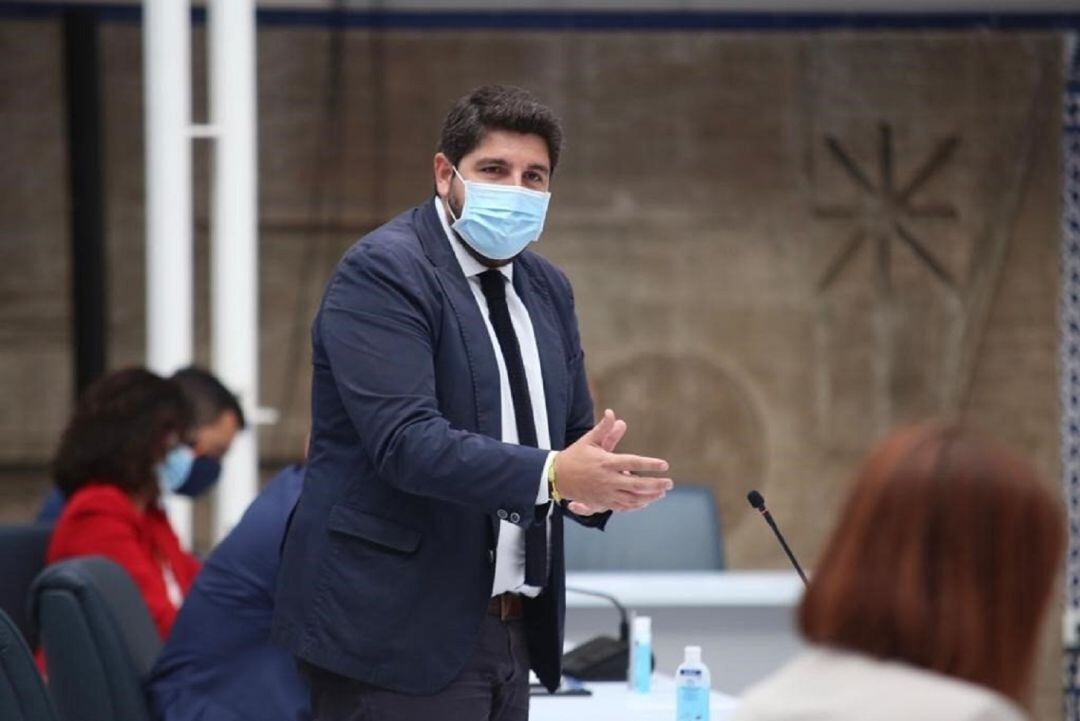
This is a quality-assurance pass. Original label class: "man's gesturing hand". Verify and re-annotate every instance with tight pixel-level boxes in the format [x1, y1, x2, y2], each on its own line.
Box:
[565, 412, 627, 516]
[555, 409, 672, 513]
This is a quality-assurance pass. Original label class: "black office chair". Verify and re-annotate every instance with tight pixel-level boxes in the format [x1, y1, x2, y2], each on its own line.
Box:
[0, 524, 52, 648]
[30, 557, 161, 721]
[0, 606, 57, 721]
[563, 484, 725, 571]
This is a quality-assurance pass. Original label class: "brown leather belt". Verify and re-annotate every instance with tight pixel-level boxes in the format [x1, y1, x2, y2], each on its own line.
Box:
[488, 592, 524, 621]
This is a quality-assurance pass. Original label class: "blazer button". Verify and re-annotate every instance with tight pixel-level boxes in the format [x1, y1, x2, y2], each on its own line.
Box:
[488, 550, 495, 564]
[497, 509, 509, 520]
[509, 512, 521, 523]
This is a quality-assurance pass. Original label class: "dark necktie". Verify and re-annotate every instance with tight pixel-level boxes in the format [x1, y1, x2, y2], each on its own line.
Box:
[479, 269, 548, 587]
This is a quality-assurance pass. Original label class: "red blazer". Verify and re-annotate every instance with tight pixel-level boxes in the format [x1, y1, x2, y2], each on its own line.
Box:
[47, 483, 202, 639]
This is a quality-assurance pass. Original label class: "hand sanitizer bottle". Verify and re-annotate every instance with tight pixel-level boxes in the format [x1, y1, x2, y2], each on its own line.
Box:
[675, 645, 710, 721]
[631, 615, 652, 693]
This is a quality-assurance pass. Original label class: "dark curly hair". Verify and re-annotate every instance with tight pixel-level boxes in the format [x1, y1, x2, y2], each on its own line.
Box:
[437, 85, 564, 173]
[52, 368, 193, 500]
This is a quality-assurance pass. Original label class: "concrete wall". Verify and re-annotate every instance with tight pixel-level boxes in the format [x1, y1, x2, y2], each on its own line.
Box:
[0, 13, 1062, 577]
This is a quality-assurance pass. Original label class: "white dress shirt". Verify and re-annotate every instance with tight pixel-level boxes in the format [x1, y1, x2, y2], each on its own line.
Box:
[435, 197, 556, 598]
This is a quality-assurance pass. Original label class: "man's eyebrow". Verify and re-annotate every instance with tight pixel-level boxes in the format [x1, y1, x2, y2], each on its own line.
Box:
[471, 157, 550, 174]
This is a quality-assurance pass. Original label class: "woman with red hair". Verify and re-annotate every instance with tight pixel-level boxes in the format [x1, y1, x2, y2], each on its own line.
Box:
[734, 423, 1065, 721]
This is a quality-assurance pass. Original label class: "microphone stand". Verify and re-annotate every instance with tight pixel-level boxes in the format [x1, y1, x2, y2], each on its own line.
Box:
[566, 586, 629, 642]
[747, 490, 809, 586]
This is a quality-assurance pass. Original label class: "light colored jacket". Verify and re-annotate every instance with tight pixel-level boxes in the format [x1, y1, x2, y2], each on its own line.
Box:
[732, 647, 1026, 721]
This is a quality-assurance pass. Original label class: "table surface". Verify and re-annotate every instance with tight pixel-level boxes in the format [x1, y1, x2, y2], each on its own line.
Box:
[531, 678, 739, 721]
[565, 570, 805, 608]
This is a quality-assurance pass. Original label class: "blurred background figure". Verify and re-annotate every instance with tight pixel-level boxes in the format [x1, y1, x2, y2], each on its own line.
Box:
[36, 365, 245, 522]
[148, 442, 309, 721]
[168, 367, 246, 496]
[46, 368, 202, 640]
[733, 423, 1065, 721]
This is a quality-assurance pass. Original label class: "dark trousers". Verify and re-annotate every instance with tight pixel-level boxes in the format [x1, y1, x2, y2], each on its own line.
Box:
[302, 615, 531, 721]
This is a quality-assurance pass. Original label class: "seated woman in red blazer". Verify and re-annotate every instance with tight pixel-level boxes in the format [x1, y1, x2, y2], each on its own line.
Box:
[48, 368, 203, 640]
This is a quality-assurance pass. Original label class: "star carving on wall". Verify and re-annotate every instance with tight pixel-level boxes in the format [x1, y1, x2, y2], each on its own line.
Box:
[814, 123, 961, 293]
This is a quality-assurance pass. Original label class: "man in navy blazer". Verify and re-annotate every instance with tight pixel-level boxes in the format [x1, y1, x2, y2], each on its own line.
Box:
[149, 463, 309, 721]
[272, 85, 672, 721]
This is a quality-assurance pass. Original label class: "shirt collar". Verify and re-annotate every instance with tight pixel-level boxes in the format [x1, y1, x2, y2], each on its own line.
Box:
[433, 196, 513, 283]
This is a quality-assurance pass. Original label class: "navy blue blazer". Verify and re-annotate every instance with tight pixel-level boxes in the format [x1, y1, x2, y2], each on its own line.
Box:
[149, 464, 309, 721]
[272, 199, 604, 695]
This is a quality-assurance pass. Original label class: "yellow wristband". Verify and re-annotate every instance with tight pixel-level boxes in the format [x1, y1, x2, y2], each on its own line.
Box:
[548, 452, 563, 503]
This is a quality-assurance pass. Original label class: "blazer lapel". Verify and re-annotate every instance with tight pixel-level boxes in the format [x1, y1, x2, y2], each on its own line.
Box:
[416, 200, 502, 442]
[513, 259, 569, 451]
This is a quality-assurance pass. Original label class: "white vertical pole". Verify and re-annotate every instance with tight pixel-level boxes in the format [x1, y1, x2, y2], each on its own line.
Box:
[143, 0, 194, 548]
[208, 0, 260, 541]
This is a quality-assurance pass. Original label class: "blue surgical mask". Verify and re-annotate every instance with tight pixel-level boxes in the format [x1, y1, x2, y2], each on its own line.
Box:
[173, 455, 223, 498]
[157, 446, 196, 494]
[448, 167, 551, 261]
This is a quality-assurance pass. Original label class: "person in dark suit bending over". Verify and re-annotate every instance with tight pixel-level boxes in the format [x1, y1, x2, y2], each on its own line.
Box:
[272, 85, 672, 721]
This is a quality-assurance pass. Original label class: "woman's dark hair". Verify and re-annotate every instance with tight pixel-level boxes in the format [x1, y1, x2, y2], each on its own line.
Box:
[799, 422, 1065, 705]
[52, 368, 193, 500]
[437, 85, 564, 172]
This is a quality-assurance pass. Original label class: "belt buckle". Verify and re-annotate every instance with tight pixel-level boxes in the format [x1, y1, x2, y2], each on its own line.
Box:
[498, 592, 523, 621]
[500, 593, 514, 621]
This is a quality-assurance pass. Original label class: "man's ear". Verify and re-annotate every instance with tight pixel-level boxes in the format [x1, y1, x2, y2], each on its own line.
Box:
[433, 153, 454, 198]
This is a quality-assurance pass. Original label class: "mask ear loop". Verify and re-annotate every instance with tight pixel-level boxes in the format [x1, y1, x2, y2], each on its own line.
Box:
[446, 166, 467, 223]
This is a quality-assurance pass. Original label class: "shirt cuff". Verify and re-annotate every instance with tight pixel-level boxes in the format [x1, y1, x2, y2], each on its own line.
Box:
[537, 450, 557, 505]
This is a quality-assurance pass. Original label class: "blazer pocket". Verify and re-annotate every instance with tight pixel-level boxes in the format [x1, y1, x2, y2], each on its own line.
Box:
[326, 505, 422, 554]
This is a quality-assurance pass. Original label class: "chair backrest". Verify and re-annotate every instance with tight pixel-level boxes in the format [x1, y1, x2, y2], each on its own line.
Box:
[30, 557, 162, 721]
[0, 524, 52, 648]
[0, 607, 57, 721]
[563, 484, 725, 571]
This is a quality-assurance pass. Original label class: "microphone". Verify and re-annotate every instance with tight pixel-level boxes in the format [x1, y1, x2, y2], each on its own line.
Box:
[747, 490, 808, 586]
[561, 586, 632, 681]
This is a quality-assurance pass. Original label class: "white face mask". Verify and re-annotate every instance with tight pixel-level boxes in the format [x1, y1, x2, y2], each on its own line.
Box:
[448, 167, 551, 261]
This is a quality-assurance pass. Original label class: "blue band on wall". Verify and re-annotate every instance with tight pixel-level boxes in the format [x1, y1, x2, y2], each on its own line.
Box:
[1, 3, 1080, 31]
